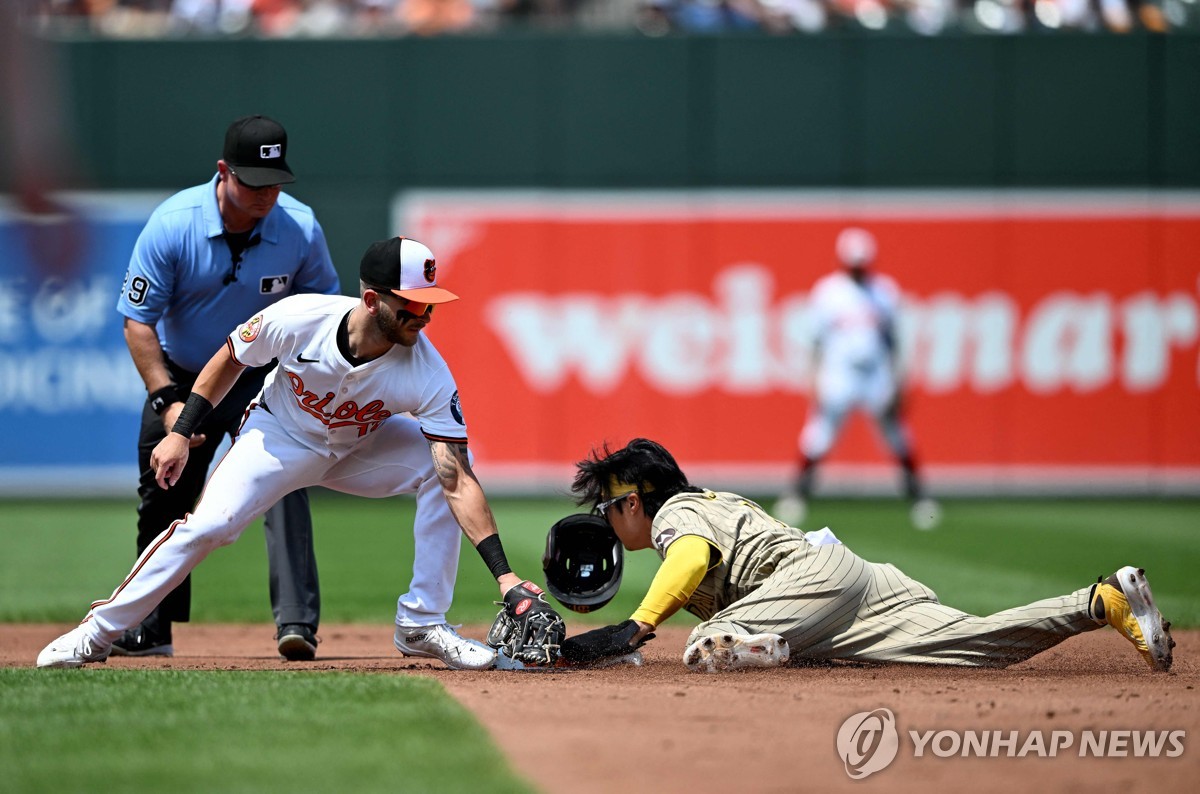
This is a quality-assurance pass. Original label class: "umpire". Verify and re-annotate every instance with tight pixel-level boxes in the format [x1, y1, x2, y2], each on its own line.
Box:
[115, 115, 340, 660]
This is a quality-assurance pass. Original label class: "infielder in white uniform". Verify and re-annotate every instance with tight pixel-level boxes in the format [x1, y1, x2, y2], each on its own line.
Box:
[38, 237, 552, 671]
[775, 227, 940, 530]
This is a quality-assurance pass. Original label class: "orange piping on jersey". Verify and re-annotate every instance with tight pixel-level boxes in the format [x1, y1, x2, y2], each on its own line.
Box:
[423, 432, 469, 444]
[89, 430, 248, 613]
[236, 402, 258, 436]
[226, 337, 247, 367]
[89, 517, 184, 611]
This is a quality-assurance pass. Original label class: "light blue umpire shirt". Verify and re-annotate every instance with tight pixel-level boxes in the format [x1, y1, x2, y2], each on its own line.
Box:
[117, 173, 341, 374]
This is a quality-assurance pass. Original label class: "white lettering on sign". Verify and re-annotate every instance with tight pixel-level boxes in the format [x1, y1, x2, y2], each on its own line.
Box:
[0, 275, 145, 413]
[0, 349, 143, 410]
[908, 292, 1018, 393]
[0, 280, 21, 343]
[1121, 292, 1200, 391]
[485, 264, 1200, 396]
[31, 277, 114, 344]
[0, 276, 119, 345]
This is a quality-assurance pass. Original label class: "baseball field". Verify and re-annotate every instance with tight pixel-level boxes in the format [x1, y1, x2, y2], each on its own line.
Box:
[2, 494, 1197, 792]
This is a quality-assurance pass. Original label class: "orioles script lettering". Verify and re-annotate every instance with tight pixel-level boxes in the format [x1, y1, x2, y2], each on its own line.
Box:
[285, 370, 392, 437]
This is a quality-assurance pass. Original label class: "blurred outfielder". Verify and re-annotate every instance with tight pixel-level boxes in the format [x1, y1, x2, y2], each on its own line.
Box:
[775, 227, 940, 530]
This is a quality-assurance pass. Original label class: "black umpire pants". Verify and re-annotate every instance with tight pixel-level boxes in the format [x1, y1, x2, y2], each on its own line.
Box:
[134, 358, 320, 630]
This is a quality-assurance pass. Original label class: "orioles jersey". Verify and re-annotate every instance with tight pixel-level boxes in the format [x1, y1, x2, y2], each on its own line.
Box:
[808, 270, 900, 369]
[649, 490, 810, 621]
[227, 293, 466, 458]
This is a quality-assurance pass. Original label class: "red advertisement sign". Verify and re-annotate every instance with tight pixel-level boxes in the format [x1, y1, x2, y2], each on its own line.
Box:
[398, 191, 1200, 493]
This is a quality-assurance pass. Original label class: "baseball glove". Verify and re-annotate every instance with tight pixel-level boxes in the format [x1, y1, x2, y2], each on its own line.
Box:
[560, 619, 655, 666]
[486, 580, 567, 666]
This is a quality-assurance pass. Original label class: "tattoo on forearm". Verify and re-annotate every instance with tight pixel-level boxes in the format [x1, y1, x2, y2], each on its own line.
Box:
[429, 441, 475, 486]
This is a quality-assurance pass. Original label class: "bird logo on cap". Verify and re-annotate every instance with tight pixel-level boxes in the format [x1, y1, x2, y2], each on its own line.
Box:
[423, 258, 436, 283]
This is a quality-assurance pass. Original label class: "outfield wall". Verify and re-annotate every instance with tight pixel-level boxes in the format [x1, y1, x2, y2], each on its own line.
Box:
[16, 33, 1200, 280]
[4, 188, 1196, 497]
[395, 189, 1200, 496]
[3, 34, 1200, 496]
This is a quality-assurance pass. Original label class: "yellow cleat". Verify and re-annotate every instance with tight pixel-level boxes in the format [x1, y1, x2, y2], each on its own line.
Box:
[1091, 566, 1175, 672]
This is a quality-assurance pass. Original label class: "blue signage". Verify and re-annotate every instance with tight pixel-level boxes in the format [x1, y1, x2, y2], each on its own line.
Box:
[0, 193, 167, 495]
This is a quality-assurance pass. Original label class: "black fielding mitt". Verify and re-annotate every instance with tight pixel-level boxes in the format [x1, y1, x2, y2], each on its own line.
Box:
[486, 580, 566, 666]
[560, 619, 655, 665]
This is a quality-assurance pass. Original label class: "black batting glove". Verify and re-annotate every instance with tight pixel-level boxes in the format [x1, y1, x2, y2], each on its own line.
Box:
[560, 619, 655, 665]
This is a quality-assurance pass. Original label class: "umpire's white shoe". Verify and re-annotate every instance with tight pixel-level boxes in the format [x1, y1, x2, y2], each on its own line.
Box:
[683, 633, 790, 673]
[394, 624, 497, 671]
[37, 624, 111, 669]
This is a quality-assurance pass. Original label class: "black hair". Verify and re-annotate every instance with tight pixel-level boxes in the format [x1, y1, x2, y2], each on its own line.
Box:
[571, 438, 702, 519]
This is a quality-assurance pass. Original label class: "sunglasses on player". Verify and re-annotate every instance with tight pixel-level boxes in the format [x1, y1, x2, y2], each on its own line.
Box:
[592, 492, 633, 518]
[371, 288, 434, 318]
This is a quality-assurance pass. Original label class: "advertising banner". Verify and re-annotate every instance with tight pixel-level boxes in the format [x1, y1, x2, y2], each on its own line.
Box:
[397, 191, 1200, 495]
[0, 194, 166, 495]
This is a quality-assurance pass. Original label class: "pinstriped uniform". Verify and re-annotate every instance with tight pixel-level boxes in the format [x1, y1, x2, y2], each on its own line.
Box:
[651, 491, 1099, 668]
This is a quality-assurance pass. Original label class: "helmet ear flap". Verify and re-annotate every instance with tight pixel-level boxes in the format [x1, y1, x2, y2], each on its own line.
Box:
[542, 514, 624, 614]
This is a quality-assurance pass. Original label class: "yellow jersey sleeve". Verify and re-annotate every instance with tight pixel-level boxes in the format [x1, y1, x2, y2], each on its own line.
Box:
[630, 534, 714, 628]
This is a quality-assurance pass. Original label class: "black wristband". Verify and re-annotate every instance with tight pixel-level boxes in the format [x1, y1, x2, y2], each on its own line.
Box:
[148, 384, 183, 416]
[475, 534, 512, 579]
[171, 393, 213, 438]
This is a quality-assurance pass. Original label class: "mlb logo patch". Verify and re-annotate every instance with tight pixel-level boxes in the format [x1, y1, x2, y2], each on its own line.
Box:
[260, 275, 289, 294]
[260, 144, 282, 159]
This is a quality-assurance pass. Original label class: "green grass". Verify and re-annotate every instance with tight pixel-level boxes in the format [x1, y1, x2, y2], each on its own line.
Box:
[2, 494, 1196, 794]
[1, 494, 1197, 628]
[0, 668, 530, 794]
[796, 497, 1199, 627]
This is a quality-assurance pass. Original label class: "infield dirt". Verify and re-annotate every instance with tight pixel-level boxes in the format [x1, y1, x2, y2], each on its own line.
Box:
[5, 623, 1197, 793]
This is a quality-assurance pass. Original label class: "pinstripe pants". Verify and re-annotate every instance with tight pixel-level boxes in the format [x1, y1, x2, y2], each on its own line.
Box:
[689, 543, 1100, 668]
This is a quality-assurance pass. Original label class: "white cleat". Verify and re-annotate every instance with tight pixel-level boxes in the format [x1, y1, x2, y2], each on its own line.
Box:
[683, 633, 790, 673]
[1094, 566, 1175, 673]
[910, 498, 942, 531]
[773, 493, 807, 527]
[394, 624, 497, 671]
[37, 625, 111, 669]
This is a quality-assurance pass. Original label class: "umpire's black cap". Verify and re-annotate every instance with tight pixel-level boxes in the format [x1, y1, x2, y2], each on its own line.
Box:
[223, 115, 295, 188]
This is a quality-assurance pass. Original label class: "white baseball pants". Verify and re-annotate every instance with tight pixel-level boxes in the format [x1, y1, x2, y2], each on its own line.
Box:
[800, 360, 910, 460]
[83, 407, 462, 643]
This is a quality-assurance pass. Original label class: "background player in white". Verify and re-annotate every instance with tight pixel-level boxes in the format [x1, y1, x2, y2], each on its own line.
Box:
[558, 438, 1174, 674]
[774, 227, 941, 531]
[38, 236, 558, 671]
